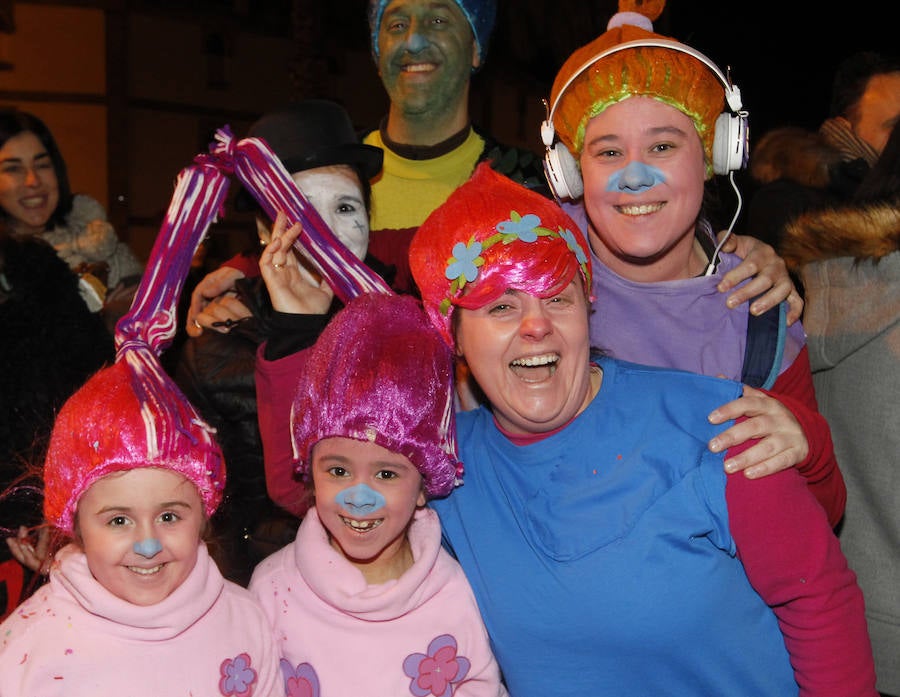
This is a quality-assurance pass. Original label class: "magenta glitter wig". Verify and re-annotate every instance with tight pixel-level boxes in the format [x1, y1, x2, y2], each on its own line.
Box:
[409, 162, 592, 347]
[43, 161, 227, 534]
[291, 293, 461, 499]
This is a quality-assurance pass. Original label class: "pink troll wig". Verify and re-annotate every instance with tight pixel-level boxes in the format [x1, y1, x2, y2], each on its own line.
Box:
[43, 161, 228, 534]
[409, 163, 592, 347]
[290, 293, 461, 499]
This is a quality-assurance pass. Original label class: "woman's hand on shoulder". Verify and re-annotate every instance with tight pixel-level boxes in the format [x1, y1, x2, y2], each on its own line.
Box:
[707, 385, 809, 478]
[716, 232, 803, 325]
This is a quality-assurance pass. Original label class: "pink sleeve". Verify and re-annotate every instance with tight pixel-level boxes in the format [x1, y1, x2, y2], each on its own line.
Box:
[768, 346, 846, 526]
[725, 439, 877, 697]
[255, 342, 309, 518]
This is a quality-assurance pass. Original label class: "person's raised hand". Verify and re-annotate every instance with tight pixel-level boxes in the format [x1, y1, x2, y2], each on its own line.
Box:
[716, 232, 804, 325]
[185, 266, 249, 336]
[707, 385, 809, 479]
[6, 525, 51, 575]
[259, 212, 334, 315]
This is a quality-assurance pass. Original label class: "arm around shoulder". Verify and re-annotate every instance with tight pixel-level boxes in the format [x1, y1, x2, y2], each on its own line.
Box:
[726, 446, 876, 696]
[767, 346, 846, 526]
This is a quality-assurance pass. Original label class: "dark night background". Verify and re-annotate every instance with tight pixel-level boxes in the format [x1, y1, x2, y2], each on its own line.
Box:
[456, 0, 896, 232]
[209, 0, 898, 240]
[4, 1, 892, 256]
[479, 0, 896, 138]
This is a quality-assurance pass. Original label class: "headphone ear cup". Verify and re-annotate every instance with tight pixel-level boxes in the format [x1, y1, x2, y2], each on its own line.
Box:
[543, 142, 584, 200]
[712, 111, 749, 175]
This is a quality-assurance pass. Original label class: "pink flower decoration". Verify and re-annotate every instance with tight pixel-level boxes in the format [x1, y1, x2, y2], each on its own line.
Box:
[403, 634, 471, 697]
[280, 659, 320, 697]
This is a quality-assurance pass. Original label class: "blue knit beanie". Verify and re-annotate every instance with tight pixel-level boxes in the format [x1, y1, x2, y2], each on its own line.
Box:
[367, 0, 497, 66]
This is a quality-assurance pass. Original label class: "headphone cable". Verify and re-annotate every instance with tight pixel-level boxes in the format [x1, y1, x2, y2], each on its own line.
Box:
[704, 171, 743, 276]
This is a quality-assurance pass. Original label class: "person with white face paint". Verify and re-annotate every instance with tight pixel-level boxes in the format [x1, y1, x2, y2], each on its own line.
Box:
[185, 101, 385, 335]
[174, 101, 387, 585]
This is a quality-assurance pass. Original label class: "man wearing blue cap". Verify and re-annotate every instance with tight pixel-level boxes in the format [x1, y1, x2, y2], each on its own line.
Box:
[361, 0, 545, 294]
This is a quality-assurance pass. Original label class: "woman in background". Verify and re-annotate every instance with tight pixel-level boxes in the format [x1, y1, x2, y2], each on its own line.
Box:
[0, 109, 143, 328]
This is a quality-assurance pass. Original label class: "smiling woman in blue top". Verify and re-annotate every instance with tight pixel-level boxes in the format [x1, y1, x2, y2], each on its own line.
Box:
[403, 162, 877, 697]
[255, 159, 877, 695]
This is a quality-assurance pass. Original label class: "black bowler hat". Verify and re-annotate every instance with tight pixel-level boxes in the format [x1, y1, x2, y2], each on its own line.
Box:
[235, 100, 383, 212]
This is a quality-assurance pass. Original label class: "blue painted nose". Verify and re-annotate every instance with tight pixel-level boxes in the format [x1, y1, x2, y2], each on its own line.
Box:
[337, 483, 386, 515]
[403, 31, 428, 52]
[607, 161, 666, 193]
[133, 538, 162, 558]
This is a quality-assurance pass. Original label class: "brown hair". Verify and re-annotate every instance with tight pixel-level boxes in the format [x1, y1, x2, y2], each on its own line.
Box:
[750, 127, 842, 189]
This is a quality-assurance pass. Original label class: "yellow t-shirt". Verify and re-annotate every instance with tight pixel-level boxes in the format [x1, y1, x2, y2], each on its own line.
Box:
[363, 128, 485, 293]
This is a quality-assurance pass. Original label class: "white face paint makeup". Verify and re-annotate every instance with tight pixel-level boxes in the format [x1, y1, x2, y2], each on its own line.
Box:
[291, 165, 370, 261]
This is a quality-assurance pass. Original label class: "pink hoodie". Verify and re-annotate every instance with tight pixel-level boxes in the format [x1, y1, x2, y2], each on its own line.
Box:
[250, 507, 507, 696]
[0, 543, 282, 696]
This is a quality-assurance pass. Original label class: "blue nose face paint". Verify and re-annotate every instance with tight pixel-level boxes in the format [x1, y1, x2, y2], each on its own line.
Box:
[133, 538, 162, 558]
[336, 483, 386, 516]
[606, 161, 666, 194]
[401, 31, 429, 53]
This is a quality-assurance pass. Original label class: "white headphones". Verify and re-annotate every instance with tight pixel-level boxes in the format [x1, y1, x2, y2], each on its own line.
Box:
[541, 38, 749, 201]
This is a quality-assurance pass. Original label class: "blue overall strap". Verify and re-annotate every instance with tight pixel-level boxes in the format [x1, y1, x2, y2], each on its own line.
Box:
[741, 300, 787, 389]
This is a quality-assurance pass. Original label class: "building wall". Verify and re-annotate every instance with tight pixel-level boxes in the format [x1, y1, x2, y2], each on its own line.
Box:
[0, 4, 108, 226]
[0, 0, 551, 265]
[0, 2, 312, 263]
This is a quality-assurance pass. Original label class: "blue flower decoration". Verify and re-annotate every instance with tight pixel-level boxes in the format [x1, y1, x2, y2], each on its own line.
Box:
[496, 212, 540, 242]
[560, 228, 588, 265]
[445, 239, 483, 283]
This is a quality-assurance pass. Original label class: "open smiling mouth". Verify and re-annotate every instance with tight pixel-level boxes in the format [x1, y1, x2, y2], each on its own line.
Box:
[20, 196, 48, 209]
[341, 517, 383, 533]
[510, 353, 559, 381]
[615, 202, 666, 216]
[401, 63, 436, 73]
[128, 564, 164, 576]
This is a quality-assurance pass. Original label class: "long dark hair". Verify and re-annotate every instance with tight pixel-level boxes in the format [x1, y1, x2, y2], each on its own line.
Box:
[0, 109, 73, 229]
